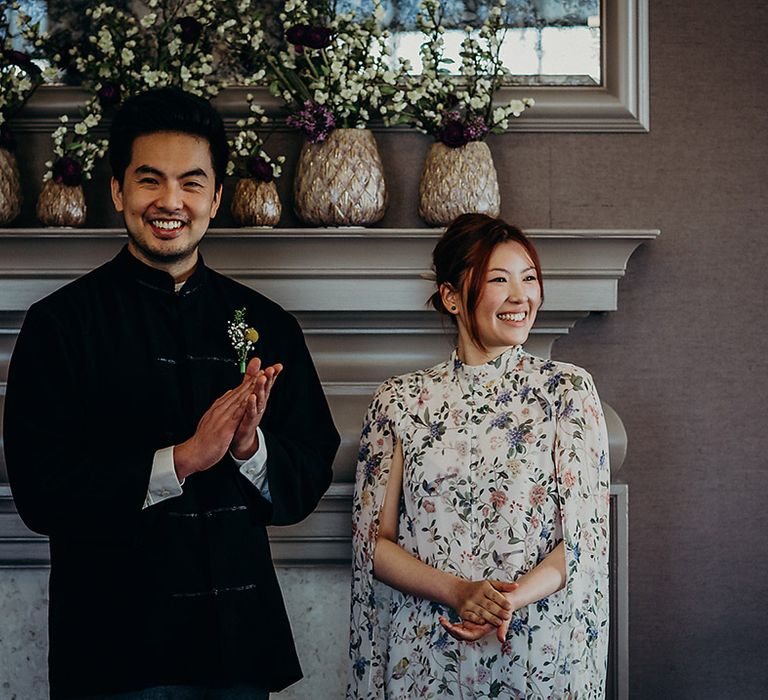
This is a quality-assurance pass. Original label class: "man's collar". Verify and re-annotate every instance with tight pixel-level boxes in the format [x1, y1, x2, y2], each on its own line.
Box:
[113, 245, 208, 295]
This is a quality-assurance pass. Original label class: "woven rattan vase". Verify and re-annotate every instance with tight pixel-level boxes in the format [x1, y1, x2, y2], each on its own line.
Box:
[418, 141, 500, 226]
[294, 128, 387, 226]
[231, 178, 281, 227]
[36, 180, 86, 226]
[0, 147, 23, 225]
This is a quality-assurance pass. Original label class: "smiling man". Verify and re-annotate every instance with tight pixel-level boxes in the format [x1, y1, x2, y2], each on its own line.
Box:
[4, 88, 340, 700]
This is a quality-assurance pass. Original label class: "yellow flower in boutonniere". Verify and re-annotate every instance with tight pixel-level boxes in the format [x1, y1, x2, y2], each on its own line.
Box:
[227, 307, 259, 374]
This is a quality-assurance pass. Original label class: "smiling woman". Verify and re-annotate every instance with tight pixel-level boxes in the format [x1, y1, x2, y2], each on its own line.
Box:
[348, 213, 611, 699]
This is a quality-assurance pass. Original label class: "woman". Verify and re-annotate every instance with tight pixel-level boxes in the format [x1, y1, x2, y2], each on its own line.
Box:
[348, 214, 610, 699]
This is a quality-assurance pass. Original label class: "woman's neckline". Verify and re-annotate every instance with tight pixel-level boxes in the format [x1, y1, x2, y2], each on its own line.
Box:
[451, 345, 524, 379]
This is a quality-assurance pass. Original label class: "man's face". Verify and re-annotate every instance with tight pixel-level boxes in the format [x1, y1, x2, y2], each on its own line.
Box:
[111, 131, 222, 274]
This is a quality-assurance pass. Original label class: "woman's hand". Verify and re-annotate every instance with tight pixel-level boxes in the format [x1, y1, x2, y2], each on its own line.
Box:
[450, 578, 518, 627]
[443, 580, 520, 642]
[438, 616, 494, 642]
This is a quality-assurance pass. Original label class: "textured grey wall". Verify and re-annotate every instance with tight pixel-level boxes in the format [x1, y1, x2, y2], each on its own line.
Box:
[5, 1, 767, 697]
[517, 2, 766, 697]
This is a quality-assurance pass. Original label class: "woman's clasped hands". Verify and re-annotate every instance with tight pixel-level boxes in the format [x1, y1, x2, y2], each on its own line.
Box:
[440, 578, 520, 643]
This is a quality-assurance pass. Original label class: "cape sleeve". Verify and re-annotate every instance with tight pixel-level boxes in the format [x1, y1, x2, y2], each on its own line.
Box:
[553, 369, 611, 698]
[4, 303, 157, 541]
[259, 314, 339, 526]
[347, 378, 401, 700]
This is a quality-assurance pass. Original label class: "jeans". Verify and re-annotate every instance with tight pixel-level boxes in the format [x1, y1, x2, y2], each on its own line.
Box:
[78, 685, 269, 700]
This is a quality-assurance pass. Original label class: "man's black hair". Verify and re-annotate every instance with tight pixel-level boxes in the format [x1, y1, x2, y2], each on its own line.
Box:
[109, 87, 229, 187]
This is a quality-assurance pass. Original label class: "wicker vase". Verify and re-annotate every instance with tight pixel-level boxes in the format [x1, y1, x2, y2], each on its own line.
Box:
[36, 180, 86, 227]
[294, 128, 387, 226]
[231, 178, 281, 227]
[418, 141, 500, 226]
[0, 146, 23, 225]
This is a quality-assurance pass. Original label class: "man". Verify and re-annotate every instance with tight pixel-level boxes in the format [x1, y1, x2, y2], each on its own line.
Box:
[3, 88, 339, 699]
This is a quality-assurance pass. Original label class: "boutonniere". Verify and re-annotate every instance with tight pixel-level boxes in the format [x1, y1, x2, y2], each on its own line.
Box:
[227, 307, 260, 374]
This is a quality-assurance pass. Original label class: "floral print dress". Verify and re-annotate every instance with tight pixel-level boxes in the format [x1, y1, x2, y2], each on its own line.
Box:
[348, 346, 610, 699]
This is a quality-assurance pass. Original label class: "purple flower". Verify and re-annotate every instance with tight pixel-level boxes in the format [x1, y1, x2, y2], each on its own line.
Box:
[303, 27, 333, 49]
[52, 157, 83, 186]
[286, 100, 336, 143]
[464, 115, 489, 141]
[353, 656, 367, 673]
[97, 82, 121, 108]
[438, 120, 468, 148]
[286, 24, 331, 49]
[285, 24, 309, 46]
[0, 124, 16, 151]
[506, 427, 524, 448]
[246, 155, 274, 182]
[3, 49, 40, 75]
[442, 109, 461, 123]
[490, 412, 511, 428]
[177, 17, 202, 43]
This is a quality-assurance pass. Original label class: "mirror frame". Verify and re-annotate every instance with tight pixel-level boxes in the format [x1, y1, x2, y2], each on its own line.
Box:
[218, 0, 650, 132]
[498, 0, 649, 131]
[16, 0, 647, 132]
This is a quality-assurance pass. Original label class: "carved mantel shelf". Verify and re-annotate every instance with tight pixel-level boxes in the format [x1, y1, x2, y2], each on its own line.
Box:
[0, 226, 657, 314]
[0, 226, 657, 563]
[0, 227, 651, 698]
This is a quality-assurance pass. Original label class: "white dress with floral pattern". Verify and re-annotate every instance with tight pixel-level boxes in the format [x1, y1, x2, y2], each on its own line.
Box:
[347, 347, 610, 699]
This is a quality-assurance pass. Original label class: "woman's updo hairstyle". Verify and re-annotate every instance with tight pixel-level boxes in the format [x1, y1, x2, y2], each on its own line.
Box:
[428, 213, 544, 350]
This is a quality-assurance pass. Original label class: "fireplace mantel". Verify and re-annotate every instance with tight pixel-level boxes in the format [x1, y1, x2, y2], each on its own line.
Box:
[1, 224, 655, 554]
[0, 226, 653, 698]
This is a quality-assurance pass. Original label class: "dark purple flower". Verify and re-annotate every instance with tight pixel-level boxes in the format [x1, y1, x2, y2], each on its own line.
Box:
[246, 155, 274, 182]
[464, 115, 489, 141]
[438, 120, 468, 148]
[442, 109, 461, 123]
[285, 24, 309, 46]
[286, 100, 336, 143]
[303, 27, 332, 49]
[177, 16, 203, 43]
[3, 49, 40, 75]
[97, 82, 121, 108]
[52, 156, 83, 187]
[444, 94, 460, 109]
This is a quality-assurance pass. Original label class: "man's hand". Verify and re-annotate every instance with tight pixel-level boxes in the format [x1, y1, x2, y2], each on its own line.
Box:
[173, 373, 257, 480]
[230, 357, 283, 460]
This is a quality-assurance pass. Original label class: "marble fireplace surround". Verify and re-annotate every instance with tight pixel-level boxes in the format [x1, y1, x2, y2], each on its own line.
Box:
[0, 227, 658, 698]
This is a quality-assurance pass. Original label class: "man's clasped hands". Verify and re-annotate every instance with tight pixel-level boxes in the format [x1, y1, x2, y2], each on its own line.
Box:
[173, 357, 283, 480]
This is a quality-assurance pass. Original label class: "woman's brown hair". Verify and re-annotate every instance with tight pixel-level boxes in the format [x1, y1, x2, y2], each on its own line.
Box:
[428, 213, 544, 351]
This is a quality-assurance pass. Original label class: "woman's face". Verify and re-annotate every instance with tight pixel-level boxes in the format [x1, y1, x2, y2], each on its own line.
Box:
[451, 240, 542, 363]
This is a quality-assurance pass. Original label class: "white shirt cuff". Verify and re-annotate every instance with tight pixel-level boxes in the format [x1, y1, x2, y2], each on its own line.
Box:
[143, 446, 184, 509]
[230, 427, 271, 502]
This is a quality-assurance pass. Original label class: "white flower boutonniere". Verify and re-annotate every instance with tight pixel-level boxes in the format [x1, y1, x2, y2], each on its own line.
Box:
[227, 307, 259, 374]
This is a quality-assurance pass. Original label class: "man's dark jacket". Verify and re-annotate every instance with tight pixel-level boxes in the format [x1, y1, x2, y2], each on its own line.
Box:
[3, 247, 340, 698]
